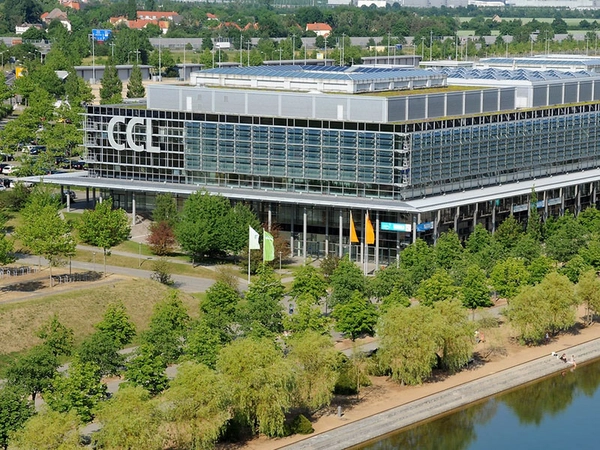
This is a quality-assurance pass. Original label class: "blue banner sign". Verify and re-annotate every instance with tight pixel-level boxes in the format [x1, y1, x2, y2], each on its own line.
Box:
[417, 221, 434, 232]
[92, 29, 112, 42]
[381, 222, 412, 232]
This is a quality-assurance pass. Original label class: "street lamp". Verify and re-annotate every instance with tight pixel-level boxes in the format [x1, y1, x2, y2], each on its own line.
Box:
[158, 35, 162, 80]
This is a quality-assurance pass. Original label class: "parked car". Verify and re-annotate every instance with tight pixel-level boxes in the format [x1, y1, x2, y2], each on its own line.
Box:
[2, 165, 14, 174]
[70, 160, 87, 170]
[0, 153, 14, 161]
[0, 179, 10, 188]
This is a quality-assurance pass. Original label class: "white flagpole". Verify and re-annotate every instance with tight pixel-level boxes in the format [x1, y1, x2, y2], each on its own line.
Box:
[248, 250, 251, 284]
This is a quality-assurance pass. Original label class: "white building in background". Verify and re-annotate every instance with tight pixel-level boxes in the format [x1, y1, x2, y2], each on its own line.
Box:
[506, 0, 599, 7]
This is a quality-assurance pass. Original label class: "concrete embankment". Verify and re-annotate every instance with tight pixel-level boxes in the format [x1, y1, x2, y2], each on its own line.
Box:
[281, 338, 600, 450]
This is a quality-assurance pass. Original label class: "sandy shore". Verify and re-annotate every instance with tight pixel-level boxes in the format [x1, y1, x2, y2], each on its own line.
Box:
[239, 316, 600, 450]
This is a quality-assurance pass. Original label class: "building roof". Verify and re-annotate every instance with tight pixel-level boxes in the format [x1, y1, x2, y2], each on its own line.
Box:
[439, 67, 595, 82]
[306, 22, 332, 32]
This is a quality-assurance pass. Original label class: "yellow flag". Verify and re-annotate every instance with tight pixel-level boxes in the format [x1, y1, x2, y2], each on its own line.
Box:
[366, 212, 375, 245]
[350, 212, 359, 244]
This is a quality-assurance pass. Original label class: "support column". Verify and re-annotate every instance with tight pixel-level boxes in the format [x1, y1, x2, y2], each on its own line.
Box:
[302, 207, 307, 262]
[267, 205, 272, 231]
[86, 187, 90, 204]
[338, 210, 343, 258]
[131, 193, 136, 226]
[375, 212, 380, 269]
[290, 205, 295, 258]
[492, 202, 496, 234]
[361, 210, 365, 265]
[544, 191, 548, 220]
[454, 206, 459, 231]
[576, 185, 581, 215]
[396, 212, 401, 268]
[92, 188, 96, 207]
[592, 183, 597, 206]
[473, 203, 478, 232]
[560, 187, 565, 215]
[325, 208, 329, 258]
[66, 186, 70, 213]
[434, 210, 441, 244]
[412, 214, 417, 243]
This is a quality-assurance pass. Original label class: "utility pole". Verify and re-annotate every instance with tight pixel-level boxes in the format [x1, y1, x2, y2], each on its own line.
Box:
[430, 30, 433, 61]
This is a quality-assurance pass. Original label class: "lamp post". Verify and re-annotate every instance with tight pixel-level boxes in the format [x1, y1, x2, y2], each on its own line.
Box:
[292, 34, 296, 65]
[158, 35, 162, 81]
[430, 30, 433, 61]
[109, 42, 115, 59]
[421, 36, 425, 61]
[278, 47, 282, 65]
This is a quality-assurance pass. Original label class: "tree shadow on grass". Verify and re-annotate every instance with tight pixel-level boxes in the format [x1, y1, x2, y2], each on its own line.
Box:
[1, 280, 45, 292]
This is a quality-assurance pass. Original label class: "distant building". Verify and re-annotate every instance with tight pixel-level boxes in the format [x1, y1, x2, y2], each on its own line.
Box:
[306, 22, 332, 37]
[15, 23, 43, 35]
[41, 8, 72, 32]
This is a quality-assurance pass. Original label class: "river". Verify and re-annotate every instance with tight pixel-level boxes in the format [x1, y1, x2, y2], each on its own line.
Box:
[356, 358, 600, 450]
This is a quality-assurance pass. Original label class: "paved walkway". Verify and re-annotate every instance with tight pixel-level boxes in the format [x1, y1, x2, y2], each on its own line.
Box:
[281, 338, 600, 450]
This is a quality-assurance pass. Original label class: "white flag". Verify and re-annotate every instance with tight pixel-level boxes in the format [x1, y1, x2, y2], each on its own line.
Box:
[249, 226, 260, 250]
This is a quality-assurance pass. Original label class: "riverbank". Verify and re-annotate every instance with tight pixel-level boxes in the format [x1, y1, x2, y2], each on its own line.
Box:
[240, 316, 600, 450]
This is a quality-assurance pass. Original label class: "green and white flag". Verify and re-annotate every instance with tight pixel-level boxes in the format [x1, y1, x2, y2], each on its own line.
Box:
[249, 226, 260, 250]
[263, 230, 275, 262]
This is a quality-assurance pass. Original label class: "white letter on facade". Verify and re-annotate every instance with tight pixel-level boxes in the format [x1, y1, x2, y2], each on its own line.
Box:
[107, 117, 125, 150]
[126, 118, 145, 152]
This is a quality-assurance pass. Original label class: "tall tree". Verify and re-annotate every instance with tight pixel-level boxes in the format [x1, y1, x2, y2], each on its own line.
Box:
[99, 59, 123, 104]
[8, 409, 82, 450]
[378, 305, 439, 385]
[78, 199, 131, 275]
[461, 265, 492, 314]
[45, 358, 107, 422]
[95, 300, 136, 348]
[576, 269, 600, 326]
[126, 63, 146, 98]
[0, 385, 33, 450]
[153, 193, 178, 227]
[284, 293, 331, 335]
[141, 290, 190, 363]
[200, 280, 240, 343]
[490, 257, 529, 301]
[163, 362, 231, 449]
[17, 197, 76, 284]
[290, 262, 328, 302]
[287, 331, 339, 412]
[237, 264, 284, 337]
[217, 338, 292, 437]
[433, 300, 475, 373]
[6, 345, 58, 403]
[527, 188, 542, 241]
[94, 386, 164, 450]
[125, 345, 169, 396]
[398, 239, 436, 296]
[37, 314, 74, 358]
[416, 268, 460, 307]
[176, 190, 233, 260]
[435, 230, 464, 271]
[332, 291, 378, 341]
[329, 256, 366, 307]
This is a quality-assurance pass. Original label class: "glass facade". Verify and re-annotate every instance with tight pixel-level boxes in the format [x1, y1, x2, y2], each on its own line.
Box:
[85, 102, 600, 202]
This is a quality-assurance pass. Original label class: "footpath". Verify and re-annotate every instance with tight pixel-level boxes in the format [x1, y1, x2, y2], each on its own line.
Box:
[281, 338, 600, 450]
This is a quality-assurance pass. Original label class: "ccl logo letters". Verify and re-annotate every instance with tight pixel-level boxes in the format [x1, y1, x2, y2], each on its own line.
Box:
[107, 117, 160, 153]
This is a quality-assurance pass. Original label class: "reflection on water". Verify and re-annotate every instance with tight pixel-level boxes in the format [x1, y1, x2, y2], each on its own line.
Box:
[357, 359, 600, 450]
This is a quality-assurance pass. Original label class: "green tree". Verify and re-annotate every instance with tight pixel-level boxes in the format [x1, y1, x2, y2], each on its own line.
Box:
[527, 256, 556, 285]
[576, 269, 600, 326]
[141, 290, 190, 363]
[99, 59, 123, 104]
[435, 230, 463, 271]
[507, 272, 577, 343]
[17, 198, 76, 284]
[398, 239, 436, 296]
[490, 257, 529, 301]
[494, 215, 523, 253]
[217, 338, 293, 437]
[125, 345, 169, 396]
[284, 293, 330, 335]
[6, 345, 58, 402]
[287, 331, 339, 412]
[45, 357, 107, 422]
[227, 202, 261, 255]
[380, 287, 411, 313]
[185, 320, 223, 369]
[332, 291, 378, 341]
[290, 262, 328, 302]
[416, 268, 460, 307]
[78, 331, 124, 377]
[577, 206, 600, 234]
[200, 280, 240, 343]
[176, 190, 233, 260]
[8, 409, 82, 450]
[78, 199, 131, 275]
[0, 385, 33, 450]
[368, 266, 402, 302]
[238, 264, 285, 337]
[433, 300, 475, 373]
[95, 300, 136, 348]
[560, 254, 592, 283]
[329, 256, 366, 307]
[126, 63, 146, 98]
[461, 265, 492, 313]
[94, 386, 164, 450]
[544, 212, 587, 262]
[163, 362, 231, 449]
[37, 314, 74, 358]
[153, 193, 178, 226]
[378, 305, 439, 385]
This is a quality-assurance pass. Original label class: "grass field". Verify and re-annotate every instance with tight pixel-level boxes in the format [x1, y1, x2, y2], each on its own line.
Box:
[0, 278, 199, 371]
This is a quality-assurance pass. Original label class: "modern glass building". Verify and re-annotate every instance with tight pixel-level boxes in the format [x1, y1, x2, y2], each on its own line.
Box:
[39, 65, 600, 265]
